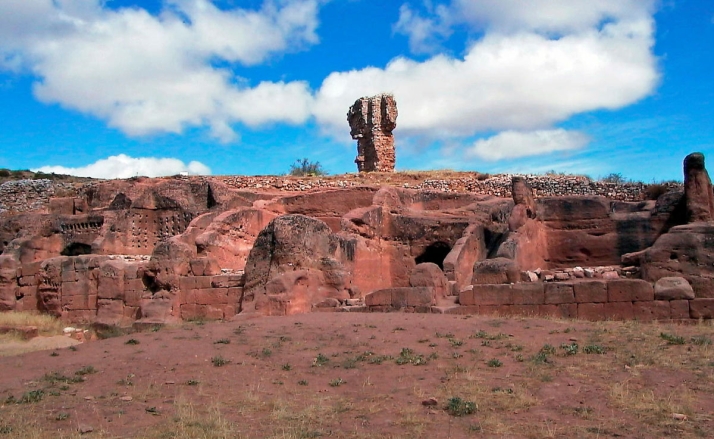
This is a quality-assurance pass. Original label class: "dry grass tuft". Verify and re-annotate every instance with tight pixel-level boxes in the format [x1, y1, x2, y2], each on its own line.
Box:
[0, 311, 64, 336]
[143, 400, 242, 439]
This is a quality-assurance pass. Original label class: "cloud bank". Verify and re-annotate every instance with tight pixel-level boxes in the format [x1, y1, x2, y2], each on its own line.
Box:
[467, 129, 590, 161]
[33, 154, 211, 179]
[0, 0, 318, 142]
[317, 0, 659, 154]
[2, 0, 661, 163]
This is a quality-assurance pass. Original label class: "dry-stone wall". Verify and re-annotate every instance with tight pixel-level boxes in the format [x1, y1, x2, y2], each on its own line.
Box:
[0, 175, 683, 216]
[0, 180, 77, 215]
[215, 175, 679, 201]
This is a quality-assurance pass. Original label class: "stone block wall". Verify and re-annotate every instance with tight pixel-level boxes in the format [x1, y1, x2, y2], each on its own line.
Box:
[455, 278, 706, 321]
[362, 277, 709, 322]
[1, 255, 245, 326]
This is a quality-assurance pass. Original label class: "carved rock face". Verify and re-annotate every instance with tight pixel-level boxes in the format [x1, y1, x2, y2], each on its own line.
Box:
[242, 214, 353, 315]
[0, 256, 18, 311]
[347, 94, 398, 173]
[508, 177, 537, 232]
[642, 223, 714, 298]
[683, 152, 714, 222]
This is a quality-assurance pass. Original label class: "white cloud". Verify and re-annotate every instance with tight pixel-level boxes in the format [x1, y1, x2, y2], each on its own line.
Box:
[0, 0, 318, 141]
[395, 0, 656, 46]
[449, 0, 655, 34]
[467, 129, 590, 161]
[314, 16, 658, 140]
[2, 1, 662, 163]
[393, 3, 451, 54]
[33, 154, 211, 178]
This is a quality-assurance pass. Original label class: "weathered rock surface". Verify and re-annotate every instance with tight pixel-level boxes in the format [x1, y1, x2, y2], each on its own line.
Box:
[683, 152, 714, 222]
[242, 215, 354, 315]
[1, 153, 712, 324]
[508, 177, 537, 231]
[409, 263, 449, 299]
[654, 277, 695, 300]
[472, 258, 520, 285]
[641, 223, 714, 298]
[537, 196, 661, 268]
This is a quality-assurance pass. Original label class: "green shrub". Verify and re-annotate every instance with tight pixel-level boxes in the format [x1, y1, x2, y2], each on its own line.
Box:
[211, 356, 229, 367]
[601, 173, 627, 184]
[486, 358, 503, 368]
[313, 353, 329, 367]
[75, 365, 97, 376]
[583, 344, 606, 354]
[329, 378, 344, 387]
[560, 342, 579, 356]
[395, 348, 428, 366]
[446, 397, 477, 416]
[289, 158, 327, 177]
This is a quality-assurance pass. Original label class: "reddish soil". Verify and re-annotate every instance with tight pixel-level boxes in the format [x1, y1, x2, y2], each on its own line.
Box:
[0, 313, 712, 438]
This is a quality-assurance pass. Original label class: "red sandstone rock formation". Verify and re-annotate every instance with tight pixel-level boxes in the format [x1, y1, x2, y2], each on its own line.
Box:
[409, 263, 449, 299]
[0, 256, 18, 311]
[508, 177, 536, 232]
[683, 152, 714, 222]
[241, 215, 355, 316]
[2, 153, 713, 324]
[495, 176, 548, 270]
[637, 153, 714, 298]
[348, 94, 397, 172]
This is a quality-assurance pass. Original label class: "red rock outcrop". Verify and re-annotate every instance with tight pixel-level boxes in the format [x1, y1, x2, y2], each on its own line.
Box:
[348, 94, 398, 172]
[637, 153, 714, 298]
[0, 256, 18, 311]
[508, 177, 537, 231]
[2, 153, 713, 324]
[537, 196, 662, 268]
[641, 222, 714, 298]
[193, 208, 277, 271]
[242, 215, 355, 316]
[683, 152, 714, 222]
[409, 263, 449, 299]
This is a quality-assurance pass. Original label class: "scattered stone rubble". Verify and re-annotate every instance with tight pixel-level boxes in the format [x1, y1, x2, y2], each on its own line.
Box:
[521, 266, 636, 283]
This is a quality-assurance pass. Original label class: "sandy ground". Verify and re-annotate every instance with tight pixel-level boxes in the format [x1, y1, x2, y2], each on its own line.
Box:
[0, 313, 712, 438]
[0, 335, 81, 357]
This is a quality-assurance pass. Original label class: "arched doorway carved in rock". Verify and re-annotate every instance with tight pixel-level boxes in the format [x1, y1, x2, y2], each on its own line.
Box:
[415, 241, 452, 269]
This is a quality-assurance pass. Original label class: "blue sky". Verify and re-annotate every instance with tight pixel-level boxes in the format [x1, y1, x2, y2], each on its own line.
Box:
[0, 0, 712, 181]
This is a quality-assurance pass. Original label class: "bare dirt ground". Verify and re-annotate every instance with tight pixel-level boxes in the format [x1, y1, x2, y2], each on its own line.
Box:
[0, 335, 80, 357]
[0, 313, 712, 439]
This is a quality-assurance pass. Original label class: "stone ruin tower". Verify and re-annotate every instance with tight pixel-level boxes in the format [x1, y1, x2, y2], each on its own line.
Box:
[347, 94, 398, 172]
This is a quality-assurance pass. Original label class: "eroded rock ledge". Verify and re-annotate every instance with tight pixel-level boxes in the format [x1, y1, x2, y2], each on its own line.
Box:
[0, 153, 710, 327]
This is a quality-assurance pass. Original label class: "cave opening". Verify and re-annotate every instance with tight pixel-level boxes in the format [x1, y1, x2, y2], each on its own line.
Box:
[61, 242, 93, 256]
[415, 241, 452, 269]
